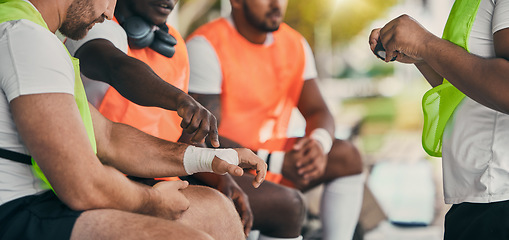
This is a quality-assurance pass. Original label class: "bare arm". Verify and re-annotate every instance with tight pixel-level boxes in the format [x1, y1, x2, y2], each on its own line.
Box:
[376, 15, 509, 114]
[10, 93, 170, 217]
[11, 92, 265, 215]
[91, 102, 190, 178]
[415, 61, 444, 88]
[76, 39, 219, 146]
[91, 101, 266, 185]
[297, 79, 335, 137]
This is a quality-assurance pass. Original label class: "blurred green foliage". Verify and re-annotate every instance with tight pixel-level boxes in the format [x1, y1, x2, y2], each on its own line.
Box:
[285, 0, 399, 47]
[180, 0, 399, 46]
[338, 63, 395, 78]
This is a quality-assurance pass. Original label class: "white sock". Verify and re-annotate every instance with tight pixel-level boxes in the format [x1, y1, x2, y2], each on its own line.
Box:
[320, 173, 364, 240]
[257, 234, 303, 240]
[247, 230, 260, 240]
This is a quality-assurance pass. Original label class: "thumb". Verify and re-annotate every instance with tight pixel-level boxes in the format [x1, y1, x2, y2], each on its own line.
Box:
[212, 156, 242, 175]
[226, 164, 244, 177]
[177, 180, 189, 190]
[292, 137, 309, 150]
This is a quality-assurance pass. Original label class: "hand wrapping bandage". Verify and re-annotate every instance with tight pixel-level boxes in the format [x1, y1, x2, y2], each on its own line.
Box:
[183, 146, 239, 175]
[310, 128, 333, 154]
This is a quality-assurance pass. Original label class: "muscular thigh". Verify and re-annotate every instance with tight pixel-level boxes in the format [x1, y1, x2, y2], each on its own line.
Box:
[72, 208, 208, 240]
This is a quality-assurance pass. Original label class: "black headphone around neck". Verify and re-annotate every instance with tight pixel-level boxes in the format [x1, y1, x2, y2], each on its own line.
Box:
[120, 16, 177, 58]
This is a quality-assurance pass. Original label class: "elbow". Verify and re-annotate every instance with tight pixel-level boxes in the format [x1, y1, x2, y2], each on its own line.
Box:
[60, 185, 112, 211]
[55, 173, 118, 211]
[64, 195, 106, 212]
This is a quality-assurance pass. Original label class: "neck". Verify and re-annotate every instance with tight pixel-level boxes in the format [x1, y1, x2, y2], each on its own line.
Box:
[114, 0, 133, 22]
[30, 0, 69, 33]
[231, 12, 267, 45]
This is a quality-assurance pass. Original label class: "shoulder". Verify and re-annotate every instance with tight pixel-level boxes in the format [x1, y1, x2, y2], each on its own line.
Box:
[1, 19, 63, 46]
[276, 23, 304, 39]
[187, 18, 230, 42]
[1, 19, 72, 67]
[0, 20, 74, 101]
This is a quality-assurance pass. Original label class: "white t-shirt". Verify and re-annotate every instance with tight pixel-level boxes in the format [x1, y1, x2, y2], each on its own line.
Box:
[187, 16, 318, 94]
[0, 3, 75, 205]
[65, 20, 128, 107]
[442, 0, 509, 204]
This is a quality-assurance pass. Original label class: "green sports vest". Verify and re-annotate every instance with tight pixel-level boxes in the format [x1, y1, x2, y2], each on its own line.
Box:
[421, 0, 481, 157]
[0, 0, 97, 190]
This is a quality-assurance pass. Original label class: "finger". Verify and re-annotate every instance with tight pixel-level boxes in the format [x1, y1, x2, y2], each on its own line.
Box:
[243, 211, 253, 237]
[226, 164, 244, 177]
[190, 120, 209, 144]
[239, 157, 266, 188]
[292, 137, 311, 151]
[212, 156, 232, 175]
[177, 180, 189, 189]
[295, 149, 321, 172]
[297, 158, 318, 176]
[184, 111, 202, 135]
[385, 35, 399, 63]
[234, 195, 253, 237]
[252, 162, 267, 188]
[379, 24, 398, 63]
[294, 141, 317, 167]
[295, 152, 313, 168]
[177, 104, 195, 130]
[208, 116, 220, 148]
[369, 28, 381, 51]
[303, 168, 322, 181]
[153, 180, 189, 190]
[236, 149, 267, 187]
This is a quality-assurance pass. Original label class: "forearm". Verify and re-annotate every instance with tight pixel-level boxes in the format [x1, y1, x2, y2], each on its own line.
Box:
[98, 121, 189, 178]
[77, 39, 185, 111]
[298, 80, 335, 137]
[421, 36, 509, 113]
[107, 57, 187, 110]
[415, 61, 443, 87]
[69, 164, 168, 217]
[303, 111, 335, 136]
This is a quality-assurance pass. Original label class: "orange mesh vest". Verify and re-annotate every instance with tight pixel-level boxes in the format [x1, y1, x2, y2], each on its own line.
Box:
[188, 18, 306, 152]
[99, 19, 189, 142]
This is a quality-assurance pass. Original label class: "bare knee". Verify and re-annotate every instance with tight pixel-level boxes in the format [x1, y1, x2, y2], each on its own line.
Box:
[256, 185, 306, 237]
[72, 209, 214, 240]
[179, 185, 244, 240]
[328, 139, 363, 177]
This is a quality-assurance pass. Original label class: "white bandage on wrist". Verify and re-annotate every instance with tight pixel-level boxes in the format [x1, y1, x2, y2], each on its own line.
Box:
[183, 146, 239, 175]
[310, 128, 333, 154]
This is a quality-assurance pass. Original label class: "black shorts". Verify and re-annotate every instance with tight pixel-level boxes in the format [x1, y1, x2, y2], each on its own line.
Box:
[444, 200, 509, 240]
[0, 190, 82, 240]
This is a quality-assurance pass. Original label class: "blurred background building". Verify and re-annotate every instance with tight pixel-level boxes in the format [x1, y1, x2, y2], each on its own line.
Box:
[170, 0, 456, 239]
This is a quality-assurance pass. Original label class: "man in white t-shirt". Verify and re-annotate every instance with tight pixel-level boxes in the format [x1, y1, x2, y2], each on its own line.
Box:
[369, 0, 509, 238]
[64, 0, 302, 237]
[0, 0, 268, 239]
[187, 0, 365, 239]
